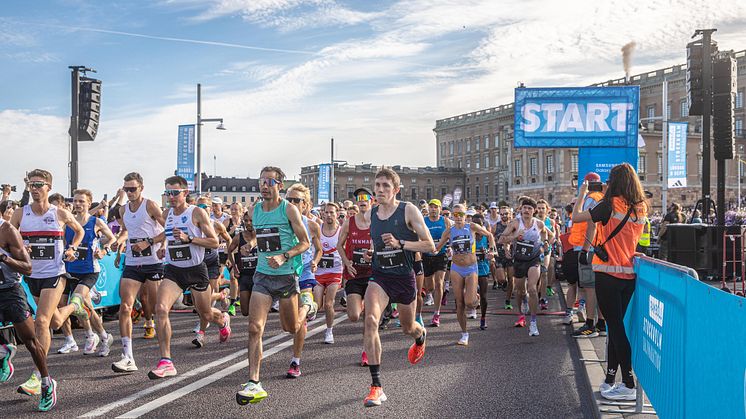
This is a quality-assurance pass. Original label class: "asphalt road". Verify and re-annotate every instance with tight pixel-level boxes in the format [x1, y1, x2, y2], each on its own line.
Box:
[2, 288, 596, 418]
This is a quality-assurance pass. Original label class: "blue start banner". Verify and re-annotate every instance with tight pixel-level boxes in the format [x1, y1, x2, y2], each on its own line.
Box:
[667, 121, 688, 188]
[177, 124, 196, 191]
[625, 257, 746, 418]
[514, 86, 639, 148]
[317, 164, 331, 205]
[578, 147, 638, 183]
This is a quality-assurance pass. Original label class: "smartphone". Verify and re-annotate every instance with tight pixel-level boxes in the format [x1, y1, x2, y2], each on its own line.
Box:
[103, 194, 108, 201]
[588, 181, 603, 192]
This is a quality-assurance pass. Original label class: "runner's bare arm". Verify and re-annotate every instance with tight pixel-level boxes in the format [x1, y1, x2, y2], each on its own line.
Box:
[498, 220, 517, 244]
[402, 203, 435, 253]
[115, 205, 129, 247]
[190, 207, 219, 249]
[337, 218, 352, 267]
[308, 221, 322, 266]
[95, 218, 117, 248]
[285, 202, 311, 257]
[226, 234, 240, 269]
[60, 207, 85, 248]
[9, 205, 22, 229]
[0, 222, 32, 276]
[434, 227, 451, 253]
[214, 221, 232, 243]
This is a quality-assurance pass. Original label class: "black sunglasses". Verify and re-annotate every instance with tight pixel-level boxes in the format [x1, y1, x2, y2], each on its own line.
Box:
[286, 197, 303, 204]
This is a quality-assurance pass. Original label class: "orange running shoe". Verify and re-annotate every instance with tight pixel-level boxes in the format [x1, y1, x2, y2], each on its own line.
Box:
[363, 385, 387, 407]
[407, 329, 427, 365]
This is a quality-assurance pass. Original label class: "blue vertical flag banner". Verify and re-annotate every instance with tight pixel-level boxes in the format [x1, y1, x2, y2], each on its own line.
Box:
[317, 164, 331, 205]
[514, 86, 639, 148]
[578, 147, 638, 183]
[177, 125, 196, 191]
[667, 122, 688, 188]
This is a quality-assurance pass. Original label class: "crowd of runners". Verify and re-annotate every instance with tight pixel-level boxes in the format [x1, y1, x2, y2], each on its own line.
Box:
[0, 165, 633, 412]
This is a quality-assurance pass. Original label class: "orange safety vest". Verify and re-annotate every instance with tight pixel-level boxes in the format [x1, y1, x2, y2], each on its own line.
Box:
[568, 191, 604, 248]
[591, 197, 648, 279]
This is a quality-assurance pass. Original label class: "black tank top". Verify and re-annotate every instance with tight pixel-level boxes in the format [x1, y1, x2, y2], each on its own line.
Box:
[371, 202, 418, 277]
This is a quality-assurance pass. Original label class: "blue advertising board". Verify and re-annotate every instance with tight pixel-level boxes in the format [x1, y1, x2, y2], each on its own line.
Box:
[317, 164, 331, 205]
[177, 125, 196, 191]
[667, 122, 688, 188]
[577, 146, 638, 183]
[514, 86, 639, 148]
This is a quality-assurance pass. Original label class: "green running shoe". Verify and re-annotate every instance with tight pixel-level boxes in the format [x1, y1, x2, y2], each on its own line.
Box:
[17, 373, 41, 396]
[38, 378, 57, 412]
[0, 344, 17, 383]
[236, 381, 268, 405]
[227, 303, 236, 317]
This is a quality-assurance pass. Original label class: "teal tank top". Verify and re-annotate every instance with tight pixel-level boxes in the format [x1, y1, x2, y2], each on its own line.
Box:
[424, 216, 447, 256]
[253, 199, 301, 276]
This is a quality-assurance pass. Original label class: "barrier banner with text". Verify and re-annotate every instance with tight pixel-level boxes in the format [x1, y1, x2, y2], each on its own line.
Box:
[667, 121, 688, 188]
[177, 124, 196, 191]
[317, 164, 331, 205]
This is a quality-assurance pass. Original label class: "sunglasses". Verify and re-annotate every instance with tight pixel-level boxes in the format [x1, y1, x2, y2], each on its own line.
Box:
[197, 203, 208, 209]
[286, 197, 303, 204]
[500, 213, 509, 217]
[123, 186, 138, 193]
[355, 194, 371, 202]
[453, 212, 466, 217]
[259, 177, 280, 187]
[28, 181, 48, 189]
[164, 189, 186, 196]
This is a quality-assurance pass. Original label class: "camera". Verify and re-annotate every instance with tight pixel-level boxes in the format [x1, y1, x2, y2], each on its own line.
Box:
[1, 184, 16, 192]
[588, 181, 603, 192]
[594, 244, 610, 262]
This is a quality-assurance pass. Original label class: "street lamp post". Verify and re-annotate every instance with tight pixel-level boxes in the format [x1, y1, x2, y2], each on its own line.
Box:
[638, 78, 669, 212]
[195, 83, 226, 194]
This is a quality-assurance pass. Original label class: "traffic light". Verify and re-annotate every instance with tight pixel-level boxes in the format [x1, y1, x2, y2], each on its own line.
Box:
[712, 52, 736, 160]
[686, 41, 705, 116]
[78, 77, 101, 141]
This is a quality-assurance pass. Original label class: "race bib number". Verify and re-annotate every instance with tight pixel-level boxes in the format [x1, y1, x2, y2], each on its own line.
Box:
[319, 254, 335, 269]
[451, 235, 471, 253]
[352, 247, 369, 266]
[241, 255, 257, 270]
[168, 241, 193, 262]
[514, 240, 536, 260]
[205, 247, 214, 255]
[256, 227, 281, 252]
[375, 247, 406, 269]
[129, 238, 153, 257]
[28, 236, 56, 260]
[476, 249, 486, 262]
[75, 247, 90, 261]
[497, 245, 507, 259]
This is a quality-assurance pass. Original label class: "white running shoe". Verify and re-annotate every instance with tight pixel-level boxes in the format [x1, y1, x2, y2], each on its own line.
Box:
[57, 340, 79, 354]
[528, 320, 540, 336]
[98, 334, 114, 357]
[324, 328, 334, 344]
[562, 312, 574, 325]
[112, 355, 138, 373]
[423, 293, 434, 306]
[599, 382, 613, 394]
[576, 304, 586, 323]
[601, 383, 636, 401]
[83, 334, 100, 355]
[457, 333, 469, 346]
[467, 308, 478, 319]
[271, 300, 280, 312]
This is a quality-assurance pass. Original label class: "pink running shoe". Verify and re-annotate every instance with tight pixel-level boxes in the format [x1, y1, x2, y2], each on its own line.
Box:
[147, 359, 177, 380]
[430, 313, 441, 327]
[514, 315, 526, 328]
[219, 313, 231, 343]
[286, 362, 301, 378]
[361, 351, 369, 367]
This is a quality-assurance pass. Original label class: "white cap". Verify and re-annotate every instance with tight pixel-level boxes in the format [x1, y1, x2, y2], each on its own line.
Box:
[211, 197, 223, 204]
[465, 209, 477, 216]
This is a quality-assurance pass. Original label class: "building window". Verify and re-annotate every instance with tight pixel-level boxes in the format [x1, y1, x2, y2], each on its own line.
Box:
[638, 153, 646, 173]
[441, 187, 447, 197]
[680, 99, 688, 118]
[475, 185, 480, 198]
[484, 155, 489, 168]
[466, 187, 471, 200]
[495, 133, 500, 148]
[411, 187, 417, 200]
[442, 178, 447, 184]
[364, 176, 369, 183]
[411, 178, 417, 184]
[426, 187, 432, 200]
[347, 186, 354, 198]
[476, 159, 480, 169]
[440, 144, 446, 157]
[252, 186, 256, 192]
[736, 118, 743, 137]
[449, 143, 454, 155]
[466, 159, 471, 169]
[737, 91, 743, 108]
[475, 138, 480, 151]
[494, 154, 499, 168]
[458, 160, 462, 169]
[647, 105, 655, 119]
[466, 140, 471, 153]
[427, 178, 432, 184]
[347, 176, 353, 182]
[514, 159, 522, 177]
[529, 157, 537, 176]
[657, 153, 662, 174]
[484, 184, 489, 197]
[571, 154, 578, 173]
[241, 196, 246, 203]
[545, 154, 554, 173]
[458, 141, 462, 154]
[698, 155, 702, 176]
[223, 196, 228, 202]
[232, 196, 236, 203]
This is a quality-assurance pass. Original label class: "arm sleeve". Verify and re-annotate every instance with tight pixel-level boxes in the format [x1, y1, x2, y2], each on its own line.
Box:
[590, 200, 612, 225]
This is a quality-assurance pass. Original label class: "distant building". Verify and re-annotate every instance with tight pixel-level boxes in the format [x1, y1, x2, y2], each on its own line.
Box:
[299, 163, 465, 206]
[160, 175, 296, 208]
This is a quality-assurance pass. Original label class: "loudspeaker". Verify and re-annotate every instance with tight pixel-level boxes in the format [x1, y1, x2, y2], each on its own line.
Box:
[666, 224, 741, 279]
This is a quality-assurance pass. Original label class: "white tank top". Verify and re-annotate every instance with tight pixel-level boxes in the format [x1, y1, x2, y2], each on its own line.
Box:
[124, 199, 164, 266]
[165, 206, 205, 268]
[19, 204, 65, 278]
[315, 224, 343, 280]
[518, 217, 542, 245]
[301, 216, 315, 266]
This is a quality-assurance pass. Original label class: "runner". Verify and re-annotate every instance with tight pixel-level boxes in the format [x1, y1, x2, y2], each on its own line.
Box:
[60, 189, 116, 357]
[471, 215, 492, 330]
[111, 172, 165, 373]
[226, 210, 257, 317]
[337, 187, 373, 366]
[147, 176, 231, 379]
[235, 166, 317, 405]
[494, 207, 514, 309]
[434, 204, 495, 345]
[313, 202, 344, 344]
[223, 202, 245, 315]
[362, 167, 435, 407]
[535, 199, 556, 310]
[421, 199, 451, 327]
[211, 198, 231, 312]
[499, 197, 554, 336]
[285, 183, 322, 378]
[0, 214, 58, 411]
[10, 169, 86, 398]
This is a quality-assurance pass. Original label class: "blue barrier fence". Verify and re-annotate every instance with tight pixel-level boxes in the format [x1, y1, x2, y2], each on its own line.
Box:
[625, 256, 746, 418]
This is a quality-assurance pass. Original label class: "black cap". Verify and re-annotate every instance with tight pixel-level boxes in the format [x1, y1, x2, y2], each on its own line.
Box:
[353, 187, 373, 197]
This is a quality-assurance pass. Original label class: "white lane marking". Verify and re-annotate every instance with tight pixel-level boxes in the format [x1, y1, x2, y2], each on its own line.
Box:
[79, 316, 327, 418]
[116, 315, 348, 419]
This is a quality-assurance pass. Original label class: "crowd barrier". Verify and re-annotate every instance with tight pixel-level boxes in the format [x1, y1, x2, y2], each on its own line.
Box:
[624, 255, 746, 418]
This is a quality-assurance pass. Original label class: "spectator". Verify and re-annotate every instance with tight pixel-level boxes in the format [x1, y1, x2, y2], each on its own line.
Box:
[690, 209, 703, 224]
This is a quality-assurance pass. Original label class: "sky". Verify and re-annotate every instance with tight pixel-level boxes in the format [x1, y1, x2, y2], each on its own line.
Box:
[2, 0, 746, 199]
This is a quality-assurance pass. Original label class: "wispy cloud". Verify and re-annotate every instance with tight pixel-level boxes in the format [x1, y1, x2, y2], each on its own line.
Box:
[3, 51, 60, 63]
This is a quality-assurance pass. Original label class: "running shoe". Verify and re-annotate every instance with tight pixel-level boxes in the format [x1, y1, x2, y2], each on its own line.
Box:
[227, 303, 237, 317]
[379, 316, 390, 330]
[391, 308, 399, 319]
[83, 333, 101, 355]
[300, 291, 318, 320]
[479, 317, 487, 330]
[98, 333, 114, 357]
[340, 296, 347, 308]
[286, 362, 301, 378]
[504, 302, 513, 310]
[573, 324, 599, 338]
[467, 308, 477, 319]
[0, 344, 17, 383]
[430, 313, 440, 327]
[457, 333, 469, 346]
[492, 281, 498, 290]
[596, 323, 607, 336]
[236, 381, 268, 405]
[441, 289, 448, 306]
[601, 383, 636, 401]
[219, 313, 232, 343]
[148, 359, 177, 380]
[529, 320, 540, 336]
[423, 293, 434, 306]
[546, 286, 555, 297]
[392, 318, 401, 328]
[57, 340, 79, 354]
[576, 304, 586, 323]
[112, 355, 138, 373]
[270, 300, 280, 312]
[540, 300, 549, 311]
[192, 331, 205, 348]
[144, 324, 156, 339]
[324, 328, 334, 344]
[599, 382, 613, 394]
[514, 315, 526, 328]
[407, 329, 426, 364]
[38, 378, 57, 412]
[17, 373, 41, 396]
[363, 385, 387, 407]
[131, 307, 142, 323]
[562, 312, 574, 325]
[361, 351, 369, 367]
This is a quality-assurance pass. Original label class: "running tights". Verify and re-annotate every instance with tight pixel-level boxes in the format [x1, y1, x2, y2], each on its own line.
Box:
[594, 271, 636, 388]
